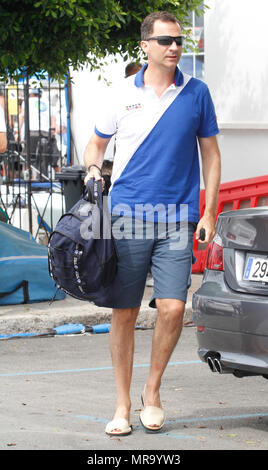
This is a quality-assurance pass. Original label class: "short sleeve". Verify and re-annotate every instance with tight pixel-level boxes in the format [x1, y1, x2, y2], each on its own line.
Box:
[94, 87, 117, 139]
[197, 85, 219, 138]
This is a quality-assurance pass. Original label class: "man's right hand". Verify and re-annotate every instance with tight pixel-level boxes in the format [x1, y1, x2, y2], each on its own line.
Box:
[84, 165, 105, 191]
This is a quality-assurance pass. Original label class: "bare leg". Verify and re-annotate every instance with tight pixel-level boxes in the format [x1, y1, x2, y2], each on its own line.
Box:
[108, 307, 140, 429]
[144, 298, 185, 408]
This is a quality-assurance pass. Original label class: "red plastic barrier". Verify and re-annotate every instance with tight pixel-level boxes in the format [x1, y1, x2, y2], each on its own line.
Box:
[192, 175, 268, 273]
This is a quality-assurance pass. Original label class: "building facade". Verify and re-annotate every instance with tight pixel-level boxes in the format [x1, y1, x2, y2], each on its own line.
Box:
[204, 0, 268, 183]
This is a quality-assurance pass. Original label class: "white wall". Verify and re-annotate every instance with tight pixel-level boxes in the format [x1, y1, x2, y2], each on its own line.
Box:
[204, 0, 268, 183]
[69, 56, 126, 165]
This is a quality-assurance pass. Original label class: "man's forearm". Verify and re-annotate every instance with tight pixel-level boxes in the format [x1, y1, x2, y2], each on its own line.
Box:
[83, 133, 111, 183]
[84, 139, 105, 171]
[197, 135, 221, 242]
[202, 151, 221, 218]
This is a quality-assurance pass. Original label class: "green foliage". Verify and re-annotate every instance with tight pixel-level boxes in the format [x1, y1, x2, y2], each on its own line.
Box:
[0, 0, 205, 81]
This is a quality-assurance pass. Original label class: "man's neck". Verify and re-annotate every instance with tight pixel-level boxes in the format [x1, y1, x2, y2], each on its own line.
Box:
[143, 63, 176, 97]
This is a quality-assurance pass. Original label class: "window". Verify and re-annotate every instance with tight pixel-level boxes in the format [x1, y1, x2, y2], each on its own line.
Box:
[180, 10, 204, 80]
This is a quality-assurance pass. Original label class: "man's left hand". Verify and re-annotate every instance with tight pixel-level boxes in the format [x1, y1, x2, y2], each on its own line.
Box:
[196, 214, 216, 244]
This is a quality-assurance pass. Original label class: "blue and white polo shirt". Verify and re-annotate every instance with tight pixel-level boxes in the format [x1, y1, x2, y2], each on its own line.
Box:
[95, 64, 219, 222]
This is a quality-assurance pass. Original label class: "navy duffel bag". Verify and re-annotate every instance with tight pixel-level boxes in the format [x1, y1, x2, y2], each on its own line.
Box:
[48, 179, 121, 307]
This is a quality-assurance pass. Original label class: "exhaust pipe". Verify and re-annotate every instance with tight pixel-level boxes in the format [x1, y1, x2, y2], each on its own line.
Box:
[207, 356, 217, 372]
[214, 358, 223, 374]
[206, 354, 232, 374]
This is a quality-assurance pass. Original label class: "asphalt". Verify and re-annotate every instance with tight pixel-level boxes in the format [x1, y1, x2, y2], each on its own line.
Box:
[2, 322, 268, 452]
[0, 274, 203, 336]
[2, 273, 268, 453]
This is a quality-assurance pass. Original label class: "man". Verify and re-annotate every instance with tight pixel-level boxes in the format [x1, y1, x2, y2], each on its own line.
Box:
[20, 89, 59, 177]
[84, 11, 221, 435]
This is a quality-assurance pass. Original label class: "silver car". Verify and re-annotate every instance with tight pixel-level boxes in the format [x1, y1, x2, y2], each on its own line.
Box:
[192, 206, 268, 379]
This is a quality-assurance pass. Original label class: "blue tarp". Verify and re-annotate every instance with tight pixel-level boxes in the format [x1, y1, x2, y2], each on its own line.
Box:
[0, 221, 65, 305]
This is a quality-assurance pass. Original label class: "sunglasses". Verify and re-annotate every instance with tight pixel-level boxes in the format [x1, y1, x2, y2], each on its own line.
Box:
[145, 35, 184, 46]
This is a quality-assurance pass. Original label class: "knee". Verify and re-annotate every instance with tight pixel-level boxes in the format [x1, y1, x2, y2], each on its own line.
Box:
[156, 299, 185, 324]
[112, 307, 140, 327]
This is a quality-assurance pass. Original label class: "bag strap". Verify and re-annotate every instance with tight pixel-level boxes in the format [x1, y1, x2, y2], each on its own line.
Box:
[0, 280, 29, 303]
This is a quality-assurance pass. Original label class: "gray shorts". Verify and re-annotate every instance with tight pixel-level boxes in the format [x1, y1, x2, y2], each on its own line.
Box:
[111, 217, 197, 309]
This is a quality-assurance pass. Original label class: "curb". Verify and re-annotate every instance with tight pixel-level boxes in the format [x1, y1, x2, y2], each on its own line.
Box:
[0, 301, 193, 338]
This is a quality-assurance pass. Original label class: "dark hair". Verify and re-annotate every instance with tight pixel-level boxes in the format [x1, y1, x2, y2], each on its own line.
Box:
[141, 11, 179, 40]
[125, 62, 142, 78]
[102, 160, 113, 174]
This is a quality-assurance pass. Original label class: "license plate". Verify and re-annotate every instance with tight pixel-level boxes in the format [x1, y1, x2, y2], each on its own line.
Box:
[243, 255, 268, 282]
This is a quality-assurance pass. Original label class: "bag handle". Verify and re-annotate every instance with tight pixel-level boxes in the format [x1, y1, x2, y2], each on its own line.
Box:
[83, 178, 103, 209]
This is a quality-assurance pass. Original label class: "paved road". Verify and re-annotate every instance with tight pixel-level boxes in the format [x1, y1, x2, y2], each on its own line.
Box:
[1, 325, 268, 454]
